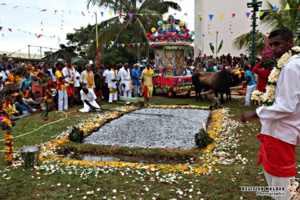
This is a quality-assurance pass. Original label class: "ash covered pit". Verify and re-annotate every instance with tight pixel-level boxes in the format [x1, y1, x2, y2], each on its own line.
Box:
[84, 108, 210, 149]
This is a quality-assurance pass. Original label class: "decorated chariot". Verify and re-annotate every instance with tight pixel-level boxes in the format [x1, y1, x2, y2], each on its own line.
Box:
[147, 15, 194, 97]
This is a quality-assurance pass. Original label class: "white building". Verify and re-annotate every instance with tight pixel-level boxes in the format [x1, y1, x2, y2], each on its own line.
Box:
[194, 0, 278, 58]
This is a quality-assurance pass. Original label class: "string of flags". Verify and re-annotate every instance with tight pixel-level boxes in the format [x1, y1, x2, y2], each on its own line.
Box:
[0, 25, 56, 38]
[1, 2, 299, 21]
[103, 42, 149, 49]
[0, 2, 173, 19]
[197, 3, 300, 21]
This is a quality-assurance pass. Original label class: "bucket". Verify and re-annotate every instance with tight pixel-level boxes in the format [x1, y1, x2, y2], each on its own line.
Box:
[20, 146, 41, 169]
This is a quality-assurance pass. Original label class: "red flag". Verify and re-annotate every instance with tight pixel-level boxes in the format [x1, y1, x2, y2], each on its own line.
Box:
[8, 28, 12, 32]
[119, 13, 123, 18]
[0, 26, 2, 31]
[298, 5, 300, 10]
[54, 10, 57, 14]
[232, 13, 236, 18]
[126, 43, 130, 47]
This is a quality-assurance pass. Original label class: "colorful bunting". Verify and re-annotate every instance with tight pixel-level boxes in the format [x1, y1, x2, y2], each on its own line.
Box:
[126, 44, 130, 47]
[103, 44, 107, 48]
[116, 43, 120, 48]
[272, 5, 277, 12]
[121, 44, 125, 47]
[197, 14, 202, 20]
[8, 28, 12, 32]
[100, 11, 104, 17]
[0, 27, 2, 31]
[209, 14, 214, 21]
[285, 3, 290, 10]
[219, 14, 224, 21]
[232, 13, 236, 18]
[82, 11, 85, 16]
[259, 11, 264, 16]
[246, 12, 251, 18]
[35, 34, 42, 38]
[129, 13, 133, 19]
[41, 9, 47, 12]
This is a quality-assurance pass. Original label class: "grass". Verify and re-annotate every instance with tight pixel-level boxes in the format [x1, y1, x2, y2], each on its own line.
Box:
[0, 92, 294, 200]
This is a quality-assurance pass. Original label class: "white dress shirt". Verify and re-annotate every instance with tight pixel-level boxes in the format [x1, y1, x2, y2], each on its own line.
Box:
[256, 55, 300, 145]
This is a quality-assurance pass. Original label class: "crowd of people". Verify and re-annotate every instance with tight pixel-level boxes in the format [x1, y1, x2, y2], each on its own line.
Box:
[0, 55, 160, 121]
[0, 49, 264, 121]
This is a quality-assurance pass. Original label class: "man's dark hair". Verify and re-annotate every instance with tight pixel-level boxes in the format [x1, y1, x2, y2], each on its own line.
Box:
[16, 95, 23, 102]
[268, 27, 293, 41]
[56, 62, 63, 68]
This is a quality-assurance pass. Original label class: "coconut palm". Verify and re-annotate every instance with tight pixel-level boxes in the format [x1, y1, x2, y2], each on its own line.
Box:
[87, 0, 181, 60]
[233, 32, 267, 55]
[233, 0, 300, 55]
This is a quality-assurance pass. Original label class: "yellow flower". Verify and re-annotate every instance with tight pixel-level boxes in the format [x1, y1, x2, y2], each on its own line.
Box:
[2, 118, 12, 128]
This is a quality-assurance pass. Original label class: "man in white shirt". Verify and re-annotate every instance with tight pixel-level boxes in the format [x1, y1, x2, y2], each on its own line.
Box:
[108, 64, 118, 104]
[119, 63, 132, 97]
[80, 64, 95, 89]
[117, 63, 124, 95]
[242, 27, 300, 200]
[79, 84, 101, 113]
[73, 65, 81, 103]
[62, 60, 76, 107]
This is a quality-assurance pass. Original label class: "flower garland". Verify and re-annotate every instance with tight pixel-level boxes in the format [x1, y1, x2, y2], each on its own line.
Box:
[2, 100, 14, 164]
[251, 46, 300, 106]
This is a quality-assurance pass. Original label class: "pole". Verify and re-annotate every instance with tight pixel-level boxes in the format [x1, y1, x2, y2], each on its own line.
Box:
[215, 31, 218, 58]
[247, 0, 262, 67]
[28, 45, 30, 59]
[95, 12, 101, 71]
[40, 46, 42, 59]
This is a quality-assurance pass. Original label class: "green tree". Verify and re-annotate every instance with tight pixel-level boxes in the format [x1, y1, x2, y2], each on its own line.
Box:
[61, 24, 95, 59]
[233, 0, 300, 55]
[87, 0, 181, 60]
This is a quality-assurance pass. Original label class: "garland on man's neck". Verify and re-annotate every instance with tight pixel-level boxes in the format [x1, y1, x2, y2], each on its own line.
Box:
[251, 46, 300, 106]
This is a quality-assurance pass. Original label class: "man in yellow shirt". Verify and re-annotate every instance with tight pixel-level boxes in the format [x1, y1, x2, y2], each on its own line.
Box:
[55, 62, 68, 111]
[141, 63, 154, 102]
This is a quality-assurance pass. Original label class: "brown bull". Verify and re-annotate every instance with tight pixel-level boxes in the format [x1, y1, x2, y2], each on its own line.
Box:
[192, 70, 233, 103]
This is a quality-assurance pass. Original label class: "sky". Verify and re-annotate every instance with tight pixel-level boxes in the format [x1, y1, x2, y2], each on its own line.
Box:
[0, 0, 194, 56]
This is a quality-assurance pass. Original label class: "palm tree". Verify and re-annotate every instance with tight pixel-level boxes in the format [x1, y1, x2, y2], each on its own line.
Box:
[233, 32, 267, 55]
[87, 0, 181, 60]
[233, 0, 300, 55]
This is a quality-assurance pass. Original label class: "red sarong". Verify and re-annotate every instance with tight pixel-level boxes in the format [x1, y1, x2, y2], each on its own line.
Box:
[257, 133, 296, 177]
[144, 86, 148, 99]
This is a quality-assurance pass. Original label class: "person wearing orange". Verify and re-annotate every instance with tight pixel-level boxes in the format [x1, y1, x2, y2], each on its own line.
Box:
[55, 62, 68, 111]
[141, 63, 154, 102]
[80, 64, 95, 89]
[62, 60, 76, 107]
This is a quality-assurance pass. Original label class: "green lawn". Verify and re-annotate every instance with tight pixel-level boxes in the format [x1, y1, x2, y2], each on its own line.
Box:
[0, 93, 291, 200]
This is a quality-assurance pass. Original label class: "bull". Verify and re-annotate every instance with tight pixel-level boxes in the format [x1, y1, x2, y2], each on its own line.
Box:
[192, 70, 234, 103]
